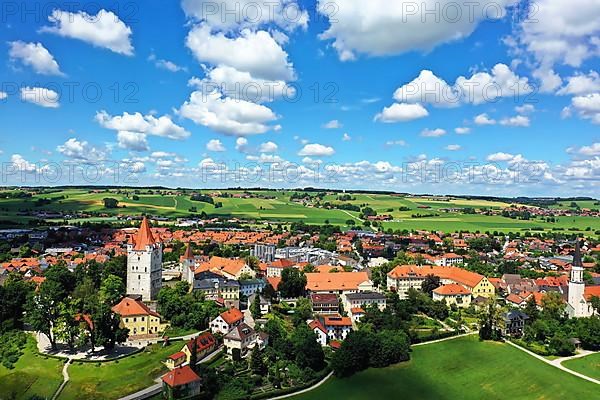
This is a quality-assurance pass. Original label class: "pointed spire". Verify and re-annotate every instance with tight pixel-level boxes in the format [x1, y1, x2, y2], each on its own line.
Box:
[183, 242, 194, 260]
[573, 239, 583, 268]
[134, 216, 157, 251]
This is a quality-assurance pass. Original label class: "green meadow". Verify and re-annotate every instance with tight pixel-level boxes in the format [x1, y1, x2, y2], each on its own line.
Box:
[292, 336, 600, 400]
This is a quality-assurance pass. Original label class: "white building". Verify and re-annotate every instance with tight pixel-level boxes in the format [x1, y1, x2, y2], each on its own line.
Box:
[567, 241, 600, 318]
[126, 217, 162, 301]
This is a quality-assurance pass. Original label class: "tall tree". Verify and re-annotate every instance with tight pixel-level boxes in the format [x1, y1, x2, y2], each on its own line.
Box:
[278, 268, 306, 298]
[421, 274, 441, 297]
[99, 274, 126, 306]
[26, 280, 64, 349]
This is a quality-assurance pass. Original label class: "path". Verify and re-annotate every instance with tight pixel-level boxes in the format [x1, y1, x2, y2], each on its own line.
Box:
[507, 341, 600, 385]
[267, 372, 334, 400]
[340, 209, 363, 222]
[51, 358, 72, 400]
[552, 350, 596, 366]
[412, 332, 476, 347]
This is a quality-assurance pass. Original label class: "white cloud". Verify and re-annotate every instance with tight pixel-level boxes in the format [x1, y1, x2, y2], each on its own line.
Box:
[41, 9, 134, 55]
[487, 152, 516, 162]
[178, 90, 278, 135]
[393, 70, 459, 107]
[10, 154, 38, 172]
[445, 144, 462, 151]
[500, 115, 530, 127]
[385, 140, 407, 147]
[186, 24, 294, 81]
[57, 138, 107, 162]
[20, 87, 60, 108]
[515, 104, 535, 114]
[149, 53, 187, 72]
[298, 143, 335, 156]
[317, 0, 514, 61]
[259, 141, 278, 153]
[323, 119, 342, 129]
[0, 92, 7, 100]
[206, 139, 226, 152]
[181, 0, 308, 32]
[454, 64, 532, 105]
[342, 133, 351, 141]
[454, 127, 470, 134]
[8, 41, 64, 76]
[566, 93, 600, 124]
[151, 151, 176, 158]
[577, 143, 600, 156]
[557, 71, 600, 96]
[474, 113, 496, 126]
[511, 0, 600, 90]
[374, 103, 428, 123]
[117, 131, 149, 151]
[236, 137, 249, 151]
[95, 111, 190, 140]
[420, 128, 446, 137]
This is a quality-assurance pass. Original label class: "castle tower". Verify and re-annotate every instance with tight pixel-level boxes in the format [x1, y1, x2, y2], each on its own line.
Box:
[181, 242, 196, 285]
[127, 217, 162, 301]
[568, 240, 586, 317]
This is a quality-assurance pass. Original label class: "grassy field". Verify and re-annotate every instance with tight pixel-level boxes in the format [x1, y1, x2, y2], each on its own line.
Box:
[59, 341, 184, 400]
[1, 188, 598, 233]
[562, 353, 600, 381]
[0, 336, 64, 400]
[293, 336, 600, 400]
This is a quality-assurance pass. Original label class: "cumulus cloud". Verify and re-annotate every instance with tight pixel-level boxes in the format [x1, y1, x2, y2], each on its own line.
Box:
[298, 143, 335, 156]
[445, 144, 462, 151]
[117, 131, 149, 151]
[474, 113, 496, 125]
[10, 154, 39, 172]
[236, 137, 249, 152]
[454, 64, 532, 105]
[487, 152, 517, 162]
[420, 128, 446, 137]
[259, 141, 278, 153]
[41, 9, 134, 55]
[148, 53, 187, 72]
[374, 103, 428, 123]
[95, 110, 190, 140]
[454, 127, 470, 134]
[181, 0, 308, 32]
[8, 41, 64, 76]
[317, 0, 514, 61]
[323, 119, 342, 129]
[57, 138, 107, 162]
[557, 71, 600, 96]
[500, 115, 530, 127]
[393, 70, 459, 108]
[20, 87, 60, 108]
[342, 133, 351, 141]
[178, 90, 278, 135]
[564, 93, 600, 124]
[206, 139, 226, 152]
[186, 24, 294, 82]
[576, 142, 600, 156]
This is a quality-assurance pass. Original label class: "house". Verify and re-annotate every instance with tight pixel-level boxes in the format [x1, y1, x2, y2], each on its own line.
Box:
[266, 258, 296, 277]
[350, 308, 365, 323]
[387, 265, 495, 299]
[321, 315, 353, 341]
[210, 308, 244, 335]
[305, 272, 373, 295]
[164, 352, 186, 370]
[308, 319, 328, 346]
[310, 293, 340, 315]
[502, 310, 530, 337]
[434, 253, 464, 267]
[248, 293, 271, 316]
[193, 277, 240, 302]
[195, 256, 255, 280]
[342, 291, 386, 313]
[432, 284, 472, 308]
[239, 279, 266, 297]
[161, 365, 202, 400]
[181, 332, 217, 365]
[111, 296, 166, 338]
[223, 323, 266, 359]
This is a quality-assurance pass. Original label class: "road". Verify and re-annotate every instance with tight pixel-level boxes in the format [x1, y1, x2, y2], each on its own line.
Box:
[51, 358, 72, 400]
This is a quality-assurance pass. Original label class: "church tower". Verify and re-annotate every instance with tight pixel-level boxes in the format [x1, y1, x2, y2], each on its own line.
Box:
[127, 217, 162, 301]
[568, 240, 585, 317]
[181, 242, 196, 285]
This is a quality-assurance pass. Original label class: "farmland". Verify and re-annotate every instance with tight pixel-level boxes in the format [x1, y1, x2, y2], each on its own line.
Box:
[0, 188, 599, 234]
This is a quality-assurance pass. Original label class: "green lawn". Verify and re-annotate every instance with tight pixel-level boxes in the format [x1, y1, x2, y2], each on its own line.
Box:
[59, 341, 184, 400]
[562, 353, 600, 381]
[0, 337, 64, 400]
[293, 336, 600, 400]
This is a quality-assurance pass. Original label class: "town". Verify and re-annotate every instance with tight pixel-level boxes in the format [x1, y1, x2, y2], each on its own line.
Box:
[1, 206, 599, 399]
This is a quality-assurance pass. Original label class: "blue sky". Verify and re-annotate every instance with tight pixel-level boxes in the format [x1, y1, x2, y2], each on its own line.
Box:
[0, 0, 599, 196]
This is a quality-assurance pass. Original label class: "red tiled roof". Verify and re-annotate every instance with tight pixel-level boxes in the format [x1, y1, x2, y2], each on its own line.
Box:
[308, 319, 326, 334]
[185, 332, 216, 353]
[162, 366, 201, 387]
[433, 284, 470, 296]
[584, 286, 600, 301]
[168, 351, 186, 361]
[322, 315, 352, 327]
[219, 308, 243, 325]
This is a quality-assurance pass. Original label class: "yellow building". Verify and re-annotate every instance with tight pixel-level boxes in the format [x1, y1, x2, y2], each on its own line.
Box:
[112, 296, 167, 337]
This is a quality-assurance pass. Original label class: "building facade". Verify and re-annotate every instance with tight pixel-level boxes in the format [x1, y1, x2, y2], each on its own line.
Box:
[126, 217, 162, 301]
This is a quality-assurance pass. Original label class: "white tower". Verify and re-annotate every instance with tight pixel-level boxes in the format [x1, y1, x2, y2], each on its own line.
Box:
[127, 217, 162, 301]
[568, 240, 586, 317]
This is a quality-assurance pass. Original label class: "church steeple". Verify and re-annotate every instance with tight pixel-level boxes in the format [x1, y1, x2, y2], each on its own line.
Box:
[570, 239, 584, 284]
[573, 239, 583, 268]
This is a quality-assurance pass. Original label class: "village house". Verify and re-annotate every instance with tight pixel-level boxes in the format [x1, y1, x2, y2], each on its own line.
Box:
[342, 291, 387, 314]
[321, 315, 353, 341]
[161, 365, 202, 400]
[308, 319, 328, 346]
[305, 272, 374, 295]
[180, 332, 218, 365]
[111, 296, 166, 338]
[210, 308, 244, 335]
[195, 256, 256, 280]
[248, 293, 271, 316]
[310, 293, 340, 315]
[223, 323, 267, 359]
[432, 284, 472, 308]
[502, 310, 530, 337]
